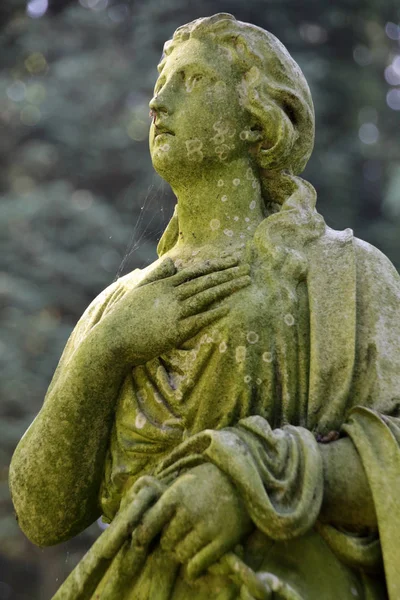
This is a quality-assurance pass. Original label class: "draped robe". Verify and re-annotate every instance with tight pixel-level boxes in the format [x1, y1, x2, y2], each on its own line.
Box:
[53, 223, 400, 600]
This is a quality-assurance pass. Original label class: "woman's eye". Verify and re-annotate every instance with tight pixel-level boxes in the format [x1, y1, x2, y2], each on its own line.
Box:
[184, 73, 204, 91]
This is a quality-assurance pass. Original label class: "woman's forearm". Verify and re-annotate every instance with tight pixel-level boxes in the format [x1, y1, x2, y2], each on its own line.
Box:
[318, 437, 377, 530]
[9, 326, 129, 546]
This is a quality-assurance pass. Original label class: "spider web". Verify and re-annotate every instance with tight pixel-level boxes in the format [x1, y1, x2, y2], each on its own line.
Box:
[114, 177, 172, 280]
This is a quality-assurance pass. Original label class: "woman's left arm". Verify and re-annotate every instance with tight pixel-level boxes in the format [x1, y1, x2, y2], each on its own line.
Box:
[129, 421, 378, 579]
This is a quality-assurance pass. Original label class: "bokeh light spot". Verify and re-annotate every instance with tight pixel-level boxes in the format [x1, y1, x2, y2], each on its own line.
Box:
[299, 23, 328, 44]
[353, 45, 372, 66]
[385, 22, 400, 40]
[20, 106, 41, 126]
[25, 53, 47, 75]
[26, 84, 46, 104]
[80, 0, 109, 10]
[358, 123, 379, 145]
[392, 56, 400, 76]
[27, 0, 48, 18]
[108, 4, 129, 23]
[384, 66, 400, 86]
[6, 81, 26, 102]
[127, 119, 148, 141]
[386, 89, 400, 111]
[71, 189, 94, 210]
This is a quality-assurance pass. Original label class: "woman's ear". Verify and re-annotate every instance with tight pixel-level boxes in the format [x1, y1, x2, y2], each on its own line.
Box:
[246, 129, 264, 143]
[256, 105, 297, 171]
[240, 121, 264, 144]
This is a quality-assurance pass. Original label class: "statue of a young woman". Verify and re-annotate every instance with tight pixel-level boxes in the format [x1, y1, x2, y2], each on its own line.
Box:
[9, 13, 400, 600]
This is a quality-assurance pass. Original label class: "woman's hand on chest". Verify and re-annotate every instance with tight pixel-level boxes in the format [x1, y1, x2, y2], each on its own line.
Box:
[100, 257, 251, 367]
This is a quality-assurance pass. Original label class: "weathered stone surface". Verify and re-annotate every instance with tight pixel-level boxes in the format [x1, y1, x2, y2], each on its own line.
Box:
[9, 13, 400, 599]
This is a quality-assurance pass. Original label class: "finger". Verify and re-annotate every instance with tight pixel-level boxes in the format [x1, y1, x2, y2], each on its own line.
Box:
[173, 528, 209, 563]
[172, 257, 239, 285]
[239, 583, 271, 600]
[222, 554, 271, 600]
[99, 541, 147, 599]
[240, 586, 259, 600]
[137, 258, 176, 287]
[176, 265, 250, 300]
[186, 538, 233, 580]
[179, 306, 229, 337]
[119, 476, 164, 512]
[207, 559, 232, 577]
[131, 476, 166, 496]
[257, 573, 302, 600]
[180, 276, 251, 317]
[132, 495, 176, 547]
[160, 514, 193, 552]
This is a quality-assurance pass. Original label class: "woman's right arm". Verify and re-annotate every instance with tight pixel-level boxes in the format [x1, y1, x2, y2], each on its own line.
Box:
[9, 319, 131, 547]
[9, 257, 251, 546]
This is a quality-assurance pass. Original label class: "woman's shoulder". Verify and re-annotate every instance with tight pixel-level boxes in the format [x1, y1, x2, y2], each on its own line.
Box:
[69, 259, 163, 345]
[86, 258, 164, 316]
[313, 225, 400, 287]
[352, 236, 400, 291]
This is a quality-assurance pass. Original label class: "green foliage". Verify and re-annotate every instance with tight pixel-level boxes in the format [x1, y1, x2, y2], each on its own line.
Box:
[1, 0, 399, 597]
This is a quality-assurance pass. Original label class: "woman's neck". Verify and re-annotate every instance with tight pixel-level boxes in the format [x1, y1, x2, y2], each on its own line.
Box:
[170, 158, 265, 254]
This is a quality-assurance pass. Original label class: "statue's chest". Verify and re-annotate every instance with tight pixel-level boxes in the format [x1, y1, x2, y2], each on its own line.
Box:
[148, 264, 273, 426]
[120, 258, 275, 441]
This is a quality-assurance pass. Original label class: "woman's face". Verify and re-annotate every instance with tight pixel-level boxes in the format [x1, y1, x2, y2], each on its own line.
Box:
[149, 37, 254, 182]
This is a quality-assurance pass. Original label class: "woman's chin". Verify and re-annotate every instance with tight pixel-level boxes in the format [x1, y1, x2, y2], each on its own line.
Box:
[151, 151, 194, 182]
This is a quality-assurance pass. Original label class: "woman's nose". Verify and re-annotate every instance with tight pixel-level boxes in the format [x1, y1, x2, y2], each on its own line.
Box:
[149, 94, 168, 116]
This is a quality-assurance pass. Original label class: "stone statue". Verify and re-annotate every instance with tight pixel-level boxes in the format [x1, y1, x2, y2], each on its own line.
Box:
[9, 13, 400, 600]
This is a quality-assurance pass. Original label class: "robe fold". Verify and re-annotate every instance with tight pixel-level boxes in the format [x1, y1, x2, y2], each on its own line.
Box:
[53, 223, 400, 600]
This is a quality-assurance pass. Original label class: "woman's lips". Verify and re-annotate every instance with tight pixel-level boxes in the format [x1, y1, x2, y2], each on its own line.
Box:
[154, 124, 175, 137]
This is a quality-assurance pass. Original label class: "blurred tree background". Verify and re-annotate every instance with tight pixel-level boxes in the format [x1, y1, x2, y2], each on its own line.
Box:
[1, 0, 399, 597]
